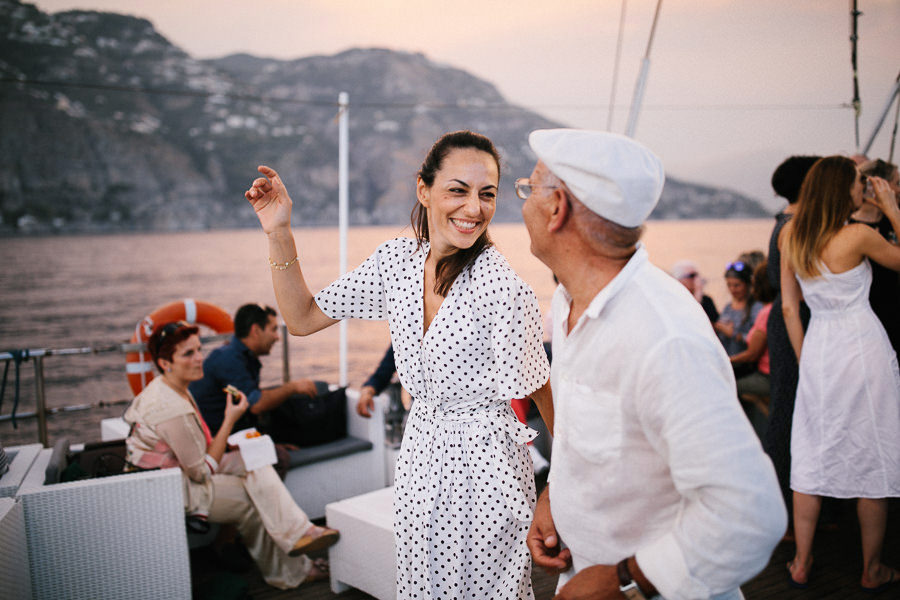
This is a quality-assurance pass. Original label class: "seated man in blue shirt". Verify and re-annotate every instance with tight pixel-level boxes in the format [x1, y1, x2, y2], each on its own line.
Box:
[191, 303, 317, 439]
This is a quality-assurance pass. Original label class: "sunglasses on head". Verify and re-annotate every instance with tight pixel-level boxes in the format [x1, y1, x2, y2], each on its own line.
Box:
[726, 261, 747, 273]
[159, 320, 190, 340]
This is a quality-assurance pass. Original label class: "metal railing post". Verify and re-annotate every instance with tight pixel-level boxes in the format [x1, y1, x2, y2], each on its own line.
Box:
[33, 355, 48, 447]
[281, 323, 290, 383]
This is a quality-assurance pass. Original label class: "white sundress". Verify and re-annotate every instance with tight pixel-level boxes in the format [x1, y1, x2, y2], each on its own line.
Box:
[791, 258, 900, 498]
[315, 237, 550, 600]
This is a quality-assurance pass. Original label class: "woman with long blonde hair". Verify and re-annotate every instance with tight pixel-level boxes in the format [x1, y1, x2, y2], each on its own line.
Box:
[781, 155, 900, 592]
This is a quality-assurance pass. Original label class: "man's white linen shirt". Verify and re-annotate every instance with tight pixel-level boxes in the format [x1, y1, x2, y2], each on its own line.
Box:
[549, 244, 785, 600]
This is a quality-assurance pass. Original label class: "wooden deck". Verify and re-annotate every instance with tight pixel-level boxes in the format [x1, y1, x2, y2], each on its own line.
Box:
[191, 497, 899, 599]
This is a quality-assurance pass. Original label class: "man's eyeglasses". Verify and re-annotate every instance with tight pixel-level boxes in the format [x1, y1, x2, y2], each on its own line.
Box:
[159, 320, 190, 340]
[514, 178, 559, 200]
[726, 261, 747, 273]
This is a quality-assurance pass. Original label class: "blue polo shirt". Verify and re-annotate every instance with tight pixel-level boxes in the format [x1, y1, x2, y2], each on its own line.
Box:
[362, 345, 395, 394]
[189, 336, 263, 435]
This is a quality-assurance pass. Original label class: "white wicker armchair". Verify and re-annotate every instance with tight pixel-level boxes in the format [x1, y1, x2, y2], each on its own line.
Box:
[18, 449, 191, 600]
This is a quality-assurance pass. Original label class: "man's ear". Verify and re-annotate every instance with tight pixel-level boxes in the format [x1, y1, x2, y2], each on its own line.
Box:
[547, 189, 571, 233]
[416, 176, 430, 209]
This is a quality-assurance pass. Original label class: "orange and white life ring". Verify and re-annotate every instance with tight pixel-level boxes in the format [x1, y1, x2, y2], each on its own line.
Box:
[125, 299, 233, 396]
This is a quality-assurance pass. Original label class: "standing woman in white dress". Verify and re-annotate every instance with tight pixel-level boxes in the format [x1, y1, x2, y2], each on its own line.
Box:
[781, 155, 900, 592]
[245, 130, 551, 600]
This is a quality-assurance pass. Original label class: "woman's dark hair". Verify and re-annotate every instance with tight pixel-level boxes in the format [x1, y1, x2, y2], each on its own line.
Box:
[724, 261, 753, 285]
[725, 260, 755, 328]
[859, 158, 898, 181]
[412, 130, 501, 296]
[147, 321, 199, 373]
[750, 262, 776, 304]
[771, 155, 821, 204]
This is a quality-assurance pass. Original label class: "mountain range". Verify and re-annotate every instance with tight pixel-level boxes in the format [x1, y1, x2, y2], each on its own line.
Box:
[0, 0, 770, 234]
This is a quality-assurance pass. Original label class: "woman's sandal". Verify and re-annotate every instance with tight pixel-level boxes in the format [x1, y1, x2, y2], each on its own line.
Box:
[787, 559, 811, 589]
[861, 567, 899, 594]
[303, 558, 330, 584]
[289, 525, 340, 557]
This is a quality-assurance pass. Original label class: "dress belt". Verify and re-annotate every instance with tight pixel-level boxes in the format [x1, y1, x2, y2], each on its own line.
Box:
[810, 305, 868, 319]
[417, 401, 538, 522]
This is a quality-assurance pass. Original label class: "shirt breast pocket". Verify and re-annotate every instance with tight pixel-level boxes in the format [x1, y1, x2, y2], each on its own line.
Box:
[565, 382, 623, 464]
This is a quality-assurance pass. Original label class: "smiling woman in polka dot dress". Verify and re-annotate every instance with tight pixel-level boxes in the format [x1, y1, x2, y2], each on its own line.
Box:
[245, 130, 552, 600]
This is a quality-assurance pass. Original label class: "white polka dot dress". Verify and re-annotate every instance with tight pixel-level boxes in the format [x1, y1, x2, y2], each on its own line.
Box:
[316, 237, 550, 600]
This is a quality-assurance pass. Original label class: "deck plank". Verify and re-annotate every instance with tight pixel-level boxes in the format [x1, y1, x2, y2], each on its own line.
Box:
[193, 498, 898, 599]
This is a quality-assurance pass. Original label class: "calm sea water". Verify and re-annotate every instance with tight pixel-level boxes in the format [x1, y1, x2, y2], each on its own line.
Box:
[0, 219, 774, 446]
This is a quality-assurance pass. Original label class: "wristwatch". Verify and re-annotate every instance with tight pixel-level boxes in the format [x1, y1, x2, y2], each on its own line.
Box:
[617, 558, 648, 600]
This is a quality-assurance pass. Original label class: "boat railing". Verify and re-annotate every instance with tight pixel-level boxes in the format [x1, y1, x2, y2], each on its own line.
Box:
[0, 325, 292, 447]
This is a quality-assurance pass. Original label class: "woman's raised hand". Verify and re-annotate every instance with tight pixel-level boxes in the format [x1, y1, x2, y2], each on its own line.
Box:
[868, 176, 900, 217]
[245, 165, 293, 234]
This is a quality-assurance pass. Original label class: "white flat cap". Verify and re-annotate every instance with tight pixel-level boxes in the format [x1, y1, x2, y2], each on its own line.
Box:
[670, 259, 699, 280]
[528, 129, 665, 227]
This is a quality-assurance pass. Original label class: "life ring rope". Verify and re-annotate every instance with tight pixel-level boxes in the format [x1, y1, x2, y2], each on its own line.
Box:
[125, 299, 233, 396]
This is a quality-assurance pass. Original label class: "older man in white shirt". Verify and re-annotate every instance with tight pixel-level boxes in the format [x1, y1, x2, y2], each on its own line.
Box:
[521, 129, 786, 600]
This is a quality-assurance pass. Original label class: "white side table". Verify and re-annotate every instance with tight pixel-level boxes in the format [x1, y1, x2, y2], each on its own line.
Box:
[326, 486, 396, 600]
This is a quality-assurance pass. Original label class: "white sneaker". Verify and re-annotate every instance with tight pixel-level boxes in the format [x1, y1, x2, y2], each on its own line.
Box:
[528, 444, 550, 475]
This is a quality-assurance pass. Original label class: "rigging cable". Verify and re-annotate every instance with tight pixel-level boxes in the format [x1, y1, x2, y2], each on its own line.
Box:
[607, 0, 628, 131]
[861, 70, 900, 157]
[0, 77, 848, 112]
[850, 0, 862, 151]
[890, 72, 900, 162]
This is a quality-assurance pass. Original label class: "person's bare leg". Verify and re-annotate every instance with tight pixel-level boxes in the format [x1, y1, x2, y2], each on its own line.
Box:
[789, 491, 821, 584]
[858, 498, 898, 589]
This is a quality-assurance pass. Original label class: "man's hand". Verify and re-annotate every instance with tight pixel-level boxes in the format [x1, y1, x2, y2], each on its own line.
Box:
[527, 488, 572, 574]
[356, 385, 376, 417]
[292, 378, 318, 397]
[553, 564, 620, 600]
[714, 319, 734, 338]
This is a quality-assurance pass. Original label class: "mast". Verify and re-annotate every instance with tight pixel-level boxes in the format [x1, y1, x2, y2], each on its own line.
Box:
[338, 92, 349, 387]
[608, 0, 628, 131]
[850, 0, 862, 151]
[625, 0, 663, 138]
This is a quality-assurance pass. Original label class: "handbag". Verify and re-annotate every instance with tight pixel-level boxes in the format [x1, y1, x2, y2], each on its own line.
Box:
[265, 386, 348, 447]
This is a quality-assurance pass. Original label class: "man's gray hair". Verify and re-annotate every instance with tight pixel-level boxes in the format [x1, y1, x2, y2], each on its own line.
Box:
[547, 169, 642, 254]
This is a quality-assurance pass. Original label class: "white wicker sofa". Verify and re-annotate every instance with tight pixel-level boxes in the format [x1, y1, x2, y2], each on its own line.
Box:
[101, 387, 392, 520]
[282, 388, 391, 519]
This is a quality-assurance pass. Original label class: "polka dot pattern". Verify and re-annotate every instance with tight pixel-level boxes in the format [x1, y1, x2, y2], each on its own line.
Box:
[316, 238, 550, 600]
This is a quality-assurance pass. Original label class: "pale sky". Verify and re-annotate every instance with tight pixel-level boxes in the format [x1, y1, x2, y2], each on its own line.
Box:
[32, 0, 900, 208]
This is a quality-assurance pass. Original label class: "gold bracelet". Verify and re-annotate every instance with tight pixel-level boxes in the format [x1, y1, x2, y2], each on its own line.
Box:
[268, 256, 298, 270]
